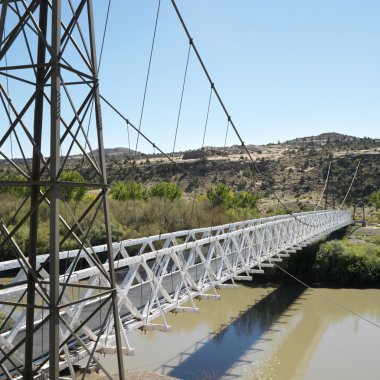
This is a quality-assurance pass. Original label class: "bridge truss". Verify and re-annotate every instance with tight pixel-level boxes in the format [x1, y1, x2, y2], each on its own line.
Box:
[0, 210, 352, 378]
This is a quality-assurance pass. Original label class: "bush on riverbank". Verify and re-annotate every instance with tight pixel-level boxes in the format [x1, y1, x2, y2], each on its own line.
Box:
[313, 240, 380, 286]
[257, 235, 380, 287]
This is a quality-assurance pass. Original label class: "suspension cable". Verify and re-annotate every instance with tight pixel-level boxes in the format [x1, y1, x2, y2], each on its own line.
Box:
[314, 160, 331, 211]
[201, 85, 213, 149]
[172, 41, 191, 158]
[274, 263, 380, 329]
[60, 1, 350, 229]
[135, 0, 161, 154]
[100, 93, 265, 214]
[223, 119, 230, 150]
[169, 0, 333, 228]
[339, 160, 361, 209]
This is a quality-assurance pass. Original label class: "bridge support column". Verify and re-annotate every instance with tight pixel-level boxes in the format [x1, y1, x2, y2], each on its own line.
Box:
[0, 1, 126, 378]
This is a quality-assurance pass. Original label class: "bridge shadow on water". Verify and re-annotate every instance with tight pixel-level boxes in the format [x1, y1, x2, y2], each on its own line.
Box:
[163, 285, 306, 380]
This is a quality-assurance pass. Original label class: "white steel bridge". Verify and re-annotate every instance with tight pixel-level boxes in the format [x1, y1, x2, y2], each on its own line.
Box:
[0, 210, 352, 379]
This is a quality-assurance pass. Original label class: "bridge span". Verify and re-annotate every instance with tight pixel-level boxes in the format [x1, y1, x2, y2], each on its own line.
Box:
[0, 210, 351, 379]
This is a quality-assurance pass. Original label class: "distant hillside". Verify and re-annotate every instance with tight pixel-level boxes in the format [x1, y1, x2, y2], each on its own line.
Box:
[86, 132, 379, 209]
[284, 132, 377, 146]
[1, 133, 379, 209]
[91, 147, 139, 158]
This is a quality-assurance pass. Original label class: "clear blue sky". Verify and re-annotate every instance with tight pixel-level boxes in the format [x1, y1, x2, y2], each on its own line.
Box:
[97, 0, 380, 153]
[1, 1, 379, 157]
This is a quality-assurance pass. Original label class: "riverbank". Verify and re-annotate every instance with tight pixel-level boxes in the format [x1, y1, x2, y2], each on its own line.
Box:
[255, 225, 380, 288]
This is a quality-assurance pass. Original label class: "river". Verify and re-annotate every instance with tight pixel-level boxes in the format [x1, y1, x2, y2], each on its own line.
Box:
[96, 284, 380, 380]
[2, 277, 380, 379]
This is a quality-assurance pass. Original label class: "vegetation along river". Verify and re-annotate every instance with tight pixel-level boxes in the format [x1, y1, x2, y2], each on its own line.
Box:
[92, 284, 380, 379]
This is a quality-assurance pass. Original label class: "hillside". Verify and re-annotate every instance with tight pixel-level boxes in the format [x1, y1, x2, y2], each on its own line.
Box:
[69, 147, 139, 159]
[284, 132, 362, 145]
[82, 133, 379, 210]
[1, 133, 379, 211]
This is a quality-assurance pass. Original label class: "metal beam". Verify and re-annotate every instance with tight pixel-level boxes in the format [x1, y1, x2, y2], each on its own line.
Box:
[0, 1, 8, 47]
[49, 1, 61, 378]
[24, 1, 48, 376]
[86, 0, 125, 378]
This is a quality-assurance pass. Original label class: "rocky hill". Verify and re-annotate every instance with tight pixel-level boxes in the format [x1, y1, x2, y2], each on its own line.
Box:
[80, 133, 379, 208]
[284, 132, 379, 146]
[77, 147, 139, 159]
[1, 133, 379, 209]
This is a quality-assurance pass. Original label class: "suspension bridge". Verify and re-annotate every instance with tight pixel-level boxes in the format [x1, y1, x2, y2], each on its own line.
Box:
[0, 1, 360, 379]
[0, 210, 352, 379]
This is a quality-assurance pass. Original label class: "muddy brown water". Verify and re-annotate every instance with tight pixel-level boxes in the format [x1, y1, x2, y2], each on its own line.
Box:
[93, 285, 380, 380]
[2, 277, 380, 379]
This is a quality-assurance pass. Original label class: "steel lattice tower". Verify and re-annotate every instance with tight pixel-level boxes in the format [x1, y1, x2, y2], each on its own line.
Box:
[0, 1, 125, 378]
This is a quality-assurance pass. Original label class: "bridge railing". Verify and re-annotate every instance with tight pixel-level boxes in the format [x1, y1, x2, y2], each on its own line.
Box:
[0, 209, 349, 274]
[0, 210, 352, 307]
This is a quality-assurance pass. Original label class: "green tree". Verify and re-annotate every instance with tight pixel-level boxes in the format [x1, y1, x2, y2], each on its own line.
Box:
[150, 182, 182, 200]
[370, 190, 380, 209]
[60, 171, 87, 201]
[207, 183, 233, 207]
[110, 181, 128, 201]
[233, 191, 259, 210]
[110, 180, 148, 201]
[0, 172, 30, 198]
[207, 183, 260, 210]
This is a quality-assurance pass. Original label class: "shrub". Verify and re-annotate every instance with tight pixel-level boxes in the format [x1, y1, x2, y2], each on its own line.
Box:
[110, 180, 148, 201]
[150, 182, 182, 200]
[312, 240, 380, 287]
[233, 191, 259, 209]
[207, 183, 233, 207]
[207, 183, 259, 210]
[59, 170, 87, 201]
[110, 181, 128, 201]
[370, 190, 380, 209]
[0, 172, 30, 198]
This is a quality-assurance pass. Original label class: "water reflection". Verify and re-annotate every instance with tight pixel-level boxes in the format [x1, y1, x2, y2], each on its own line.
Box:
[93, 286, 380, 380]
[168, 286, 305, 380]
